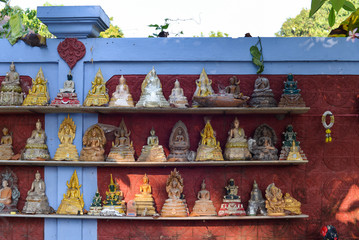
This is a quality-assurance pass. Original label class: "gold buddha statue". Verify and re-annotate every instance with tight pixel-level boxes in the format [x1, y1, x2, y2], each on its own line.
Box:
[22, 119, 50, 160]
[83, 68, 109, 106]
[79, 125, 106, 162]
[224, 118, 251, 160]
[135, 67, 170, 108]
[56, 170, 84, 215]
[0, 127, 14, 160]
[137, 127, 167, 162]
[0, 62, 24, 105]
[54, 115, 79, 161]
[106, 119, 135, 162]
[101, 174, 126, 215]
[192, 68, 214, 107]
[284, 193, 302, 215]
[161, 168, 188, 217]
[168, 80, 188, 108]
[134, 174, 157, 216]
[23, 67, 50, 106]
[286, 140, 303, 161]
[109, 75, 134, 107]
[265, 183, 285, 216]
[190, 180, 217, 216]
[195, 119, 224, 161]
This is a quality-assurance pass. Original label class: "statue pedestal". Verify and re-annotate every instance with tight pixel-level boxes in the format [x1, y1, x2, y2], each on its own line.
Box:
[224, 146, 251, 161]
[279, 147, 307, 161]
[134, 196, 156, 216]
[161, 199, 188, 217]
[102, 202, 126, 214]
[249, 91, 277, 107]
[51, 92, 80, 106]
[278, 94, 305, 107]
[195, 145, 223, 161]
[107, 146, 135, 162]
[0, 91, 23, 106]
[137, 146, 167, 162]
[56, 200, 83, 215]
[22, 144, 50, 161]
[190, 200, 217, 216]
[88, 206, 103, 216]
[22, 198, 51, 214]
[218, 199, 246, 216]
[0, 145, 14, 160]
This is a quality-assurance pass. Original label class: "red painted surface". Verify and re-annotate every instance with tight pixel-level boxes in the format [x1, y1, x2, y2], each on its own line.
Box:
[97, 74, 359, 239]
[57, 38, 86, 69]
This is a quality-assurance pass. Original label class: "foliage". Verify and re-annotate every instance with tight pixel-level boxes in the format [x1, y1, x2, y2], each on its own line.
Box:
[194, 31, 229, 37]
[99, 18, 124, 38]
[250, 37, 264, 74]
[148, 18, 184, 37]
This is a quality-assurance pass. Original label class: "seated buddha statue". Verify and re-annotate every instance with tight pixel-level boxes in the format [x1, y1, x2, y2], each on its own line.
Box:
[287, 140, 303, 161]
[279, 124, 306, 161]
[192, 68, 214, 107]
[265, 183, 285, 216]
[57, 170, 84, 215]
[190, 180, 217, 216]
[161, 169, 188, 217]
[51, 72, 80, 106]
[218, 179, 246, 216]
[224, 118, 251, 161]
[83, 68, 109, 106]
[278, 74, 306, 107]
[168, 80, 188, 108]
[249, 76, 277, 107]
[22, 171, 52, 214]
[134, 174, 157, 216]
[167, 121, 190, 162]
[246, 180, 267, 216]
[54, 115, 79, 161]
[137, 127, 167, 162]
[0, 168, 20, 213]
[0, 62, 24, 105]
[248, 124, 278, 161]
[23, 67, 50, 106]
[284, 193, 302, 215]
[80, 125, 106, 162]
[22, 119, 50, 160]
[136, 67, 170, 108]
[195, 119, 224, 161]
[0, 127, 14, 160]
[107, 119, 135, 162]
[0, 180, 12, 206]
[88, 189, 103, 216]
[109, 75, 134, 107]
[101, 174, 126, 215]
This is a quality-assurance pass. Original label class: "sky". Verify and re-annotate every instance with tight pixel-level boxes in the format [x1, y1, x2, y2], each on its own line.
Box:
[10, 0, 312, 37]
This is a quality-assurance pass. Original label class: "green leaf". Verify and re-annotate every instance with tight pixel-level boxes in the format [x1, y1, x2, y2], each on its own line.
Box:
[309, 0, 327, 17]
[148, 24, 159, 28]
[162, 23, 169, 30]
[257, 65, 264, 74]
[8, 13, 24, 45]
[250, 46, 261, 59]
[328, 6, 336, 26]
[331, 0, 345, 12]
[252, 57, 262, 67]
[343, 0, 356, 11]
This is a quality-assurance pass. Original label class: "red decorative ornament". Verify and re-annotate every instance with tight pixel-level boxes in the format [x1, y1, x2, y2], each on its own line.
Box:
[57, 38, 86, 69]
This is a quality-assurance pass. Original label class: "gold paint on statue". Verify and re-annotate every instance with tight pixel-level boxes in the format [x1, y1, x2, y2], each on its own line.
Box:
[134, 174, 157, 216]
[83, 68, 109, 106]
[286, 140, 303, 161]
[137, 128, 167, 162]
[80, 125, 106, 161]
[54, 115, 79, 161]
[265, 183, 285, 216]
[190, 180, 217, 216]
[102, 174, 126, 214]
[0, 127, 14, 160]
[284, 193, 302, 215]
[23, 67, 50, 106]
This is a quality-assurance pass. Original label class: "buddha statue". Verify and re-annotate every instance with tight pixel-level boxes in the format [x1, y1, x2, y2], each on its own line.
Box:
[284, 193, 302, 215]
[249, 76, 277, 107]
[56, 170, 84, 215]
[88, 189, 103, 216]
[190, 180, 217, 216]
[195, 119, 224, 161]
[248, 124, 278, 161]
[0, 62, 24, 105]
[278, 74, 306, 107]
[161, 169, 188, 217]
[287, 141, 303, 161]
[134, 174, 157, 216]
[137, 127, 167, 162]
[23, 67, 50, 106]
[265, 183, 285, 216]
[54, 115, 79, 161]
[136, 67, 170, 108]
[79, 125, 106, 162]
[224, 76, 250, 104]
[51, 71, 80, 106]
[224, 118, 251, 161]
[22, 171, 52, 214]
[22, 119, 50, 160]
[168, 79, 188, 108]
[0, 168, 20, 213]
[192, 68, 214, 107]
[218, 179, 246, 216]
[0, 127, 14, 160]
[279, 125, 307, 161]
[101, 174, 126, 215]
[109, 75, 134, 107]
[83, 68, 109, 106]
[246, 180, 267, 216]
[106, 119, 135, 162]
[167, 121, 190, 162]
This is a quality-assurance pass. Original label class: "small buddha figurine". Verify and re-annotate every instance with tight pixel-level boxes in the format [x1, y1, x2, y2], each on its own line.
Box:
[22, 171, 52, 214]
[167, 121, 190, 162]
[136, 67, 170, 108]
[224, 76, 250, 104]
[192, 68, 214, 107]
[246, 180, 267, 216]
[218, 179, 246, 216]
[54, 115, 79, 161]
[101, 174, 126, 215]
[134, 174, 157, 216]
[79, 125, 106, 162]
[287, 141, 303, 161]
[22, 119, 50, 160]
[88, 189, 103, 216]
[224, 118, 251, 161]
[0, 168, 19, 213]
[168, 79, 188, 108]
[161, 168, 188, 217]
[56, 170, 84, 215]
[279, 125, 307, 161]
[278, 74, 306, 107]
[249, 76, 277, 107]
[106, 119, 135, 162]
[51, 71, 80, 106]
[190, 180, 217, 216]
[0, 62, 24, 105]
[23, 67, 50, 106]
[137, 127, 167, 162]
[195, 119, 224, 161]
[109, 75, 134, 107]
[248, 124, 278, 161]
[265, 183, 285, 216]
[0, 127, 14, 160]
[284, 193, 302, 215]
[83, 68, 109, 106]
